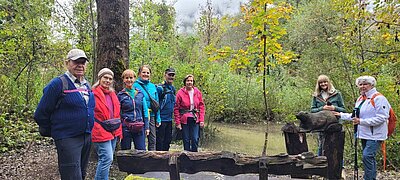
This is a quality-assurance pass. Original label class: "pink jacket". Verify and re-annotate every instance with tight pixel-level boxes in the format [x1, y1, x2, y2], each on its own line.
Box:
[174, 87, 205, 125]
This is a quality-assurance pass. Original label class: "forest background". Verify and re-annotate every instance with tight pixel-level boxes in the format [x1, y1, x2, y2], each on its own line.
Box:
[0, 0, 399, 171]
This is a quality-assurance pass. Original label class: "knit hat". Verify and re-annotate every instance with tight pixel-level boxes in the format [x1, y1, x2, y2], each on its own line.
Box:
[98, 68, 114, 78]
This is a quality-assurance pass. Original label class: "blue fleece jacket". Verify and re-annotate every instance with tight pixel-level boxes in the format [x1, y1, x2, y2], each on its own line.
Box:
[157, 82, 176, 122]
[34, 74, 95, 140]
[117, 88, 149, 130]
[134, 78, 161, 124]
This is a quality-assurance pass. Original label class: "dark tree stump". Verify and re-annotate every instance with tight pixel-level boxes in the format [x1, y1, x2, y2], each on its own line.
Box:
[281, 123, 308, 155]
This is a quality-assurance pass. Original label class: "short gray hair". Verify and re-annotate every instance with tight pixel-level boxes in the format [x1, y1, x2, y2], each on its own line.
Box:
[356, 76, 376, 87]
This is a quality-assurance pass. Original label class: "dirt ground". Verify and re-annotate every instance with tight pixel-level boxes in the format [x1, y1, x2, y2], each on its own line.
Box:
[0, 141, 399, 180]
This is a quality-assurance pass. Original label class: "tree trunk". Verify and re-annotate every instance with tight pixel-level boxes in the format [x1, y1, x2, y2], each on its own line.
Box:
[117, 150, 328, 178]
[96, 0, 129, 91]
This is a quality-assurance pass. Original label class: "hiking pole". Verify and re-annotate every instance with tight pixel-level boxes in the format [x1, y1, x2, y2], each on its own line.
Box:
[352, 107, 359, 180]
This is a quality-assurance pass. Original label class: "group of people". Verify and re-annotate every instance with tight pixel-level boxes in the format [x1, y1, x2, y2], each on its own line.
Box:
[34, 49, 205, 180]
[312, 74, 392, 180]
[33, 48, 390, 180]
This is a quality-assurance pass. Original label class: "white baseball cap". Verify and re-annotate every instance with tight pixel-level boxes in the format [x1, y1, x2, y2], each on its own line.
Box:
[66, 49, 89, 61]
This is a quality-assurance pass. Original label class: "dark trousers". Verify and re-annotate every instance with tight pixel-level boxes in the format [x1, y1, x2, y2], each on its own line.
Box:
[156, 121, 172, 151]
[182, 117, 200, 152]
[147, 116, 156, 151]
[120, 126, 146, 150]
[55, 134, 91, 180]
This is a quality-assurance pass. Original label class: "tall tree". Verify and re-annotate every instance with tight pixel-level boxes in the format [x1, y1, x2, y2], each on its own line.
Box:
[96, 0, 129, 91]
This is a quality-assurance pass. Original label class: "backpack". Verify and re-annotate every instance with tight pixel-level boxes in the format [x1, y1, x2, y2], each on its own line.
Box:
[56, 75, 91, 109]
[158, 83, 175, 110]
[159, 83, 175, 99]
[368, 93, 397, 137]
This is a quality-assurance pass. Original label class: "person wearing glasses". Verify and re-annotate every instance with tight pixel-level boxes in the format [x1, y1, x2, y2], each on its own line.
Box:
[34, 49, 95, 180]
[133, 65, 161, 151]
[156, 68, 176, 151]
[91, 68, 122, 180]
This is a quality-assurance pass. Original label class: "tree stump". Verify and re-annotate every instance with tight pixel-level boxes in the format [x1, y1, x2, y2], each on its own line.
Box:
[281, 123, 308, 155]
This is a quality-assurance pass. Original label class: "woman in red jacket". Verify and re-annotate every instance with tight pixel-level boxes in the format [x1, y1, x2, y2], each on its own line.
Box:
[174, 74, 205, 152]
[92, 68, 122, 180]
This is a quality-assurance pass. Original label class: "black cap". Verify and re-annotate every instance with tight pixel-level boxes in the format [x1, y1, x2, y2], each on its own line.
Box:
[165, 68, 176, 74]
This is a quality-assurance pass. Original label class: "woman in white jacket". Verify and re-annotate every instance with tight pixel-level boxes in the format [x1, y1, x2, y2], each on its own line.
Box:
[335, 76, 390, 180]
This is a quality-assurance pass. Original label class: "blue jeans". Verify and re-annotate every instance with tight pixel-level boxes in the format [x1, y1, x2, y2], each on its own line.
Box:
[182, 117, 199, 152]
[94, 137, 118, 180]
[361, 139, 381, 180]
[55, 134, 91, 180]
[120, 126, 146, 150]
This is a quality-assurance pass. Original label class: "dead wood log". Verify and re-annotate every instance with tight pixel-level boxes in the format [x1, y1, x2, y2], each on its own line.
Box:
[117, 150, 328, 177]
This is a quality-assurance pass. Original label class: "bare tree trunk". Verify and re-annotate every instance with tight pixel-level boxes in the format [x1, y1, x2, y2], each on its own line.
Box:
[96, 0, 129, 91]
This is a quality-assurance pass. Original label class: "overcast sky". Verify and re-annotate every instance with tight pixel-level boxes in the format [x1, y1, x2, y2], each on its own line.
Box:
[58, 0, 248, 33]
[170, 0, 248, 33]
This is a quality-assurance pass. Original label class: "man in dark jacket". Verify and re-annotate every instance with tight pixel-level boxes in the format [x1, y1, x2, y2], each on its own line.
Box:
[34, 49, 95, 180]
[156, 68, 176, 151]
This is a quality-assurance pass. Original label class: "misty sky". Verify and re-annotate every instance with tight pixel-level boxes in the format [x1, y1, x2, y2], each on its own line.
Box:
[171, 0, 248, 33]
[58, 0, 249, 33]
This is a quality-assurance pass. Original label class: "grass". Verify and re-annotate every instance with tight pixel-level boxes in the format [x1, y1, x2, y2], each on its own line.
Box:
[202, 122, 318, 156]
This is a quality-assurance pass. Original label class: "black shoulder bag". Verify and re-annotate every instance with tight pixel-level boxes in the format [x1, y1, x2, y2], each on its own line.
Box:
[139, 84, 159, 113]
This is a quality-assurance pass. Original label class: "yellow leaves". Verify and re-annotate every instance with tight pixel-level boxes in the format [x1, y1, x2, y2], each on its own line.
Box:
[381, 33, 391, 40]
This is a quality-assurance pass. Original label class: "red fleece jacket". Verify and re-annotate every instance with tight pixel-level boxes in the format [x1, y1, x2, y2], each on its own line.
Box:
[174, 87, 205, 125]
[92, 86, 122, 142]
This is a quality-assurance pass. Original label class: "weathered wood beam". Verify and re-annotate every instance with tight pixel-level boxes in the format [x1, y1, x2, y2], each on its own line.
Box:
[117, 150, 328, 177]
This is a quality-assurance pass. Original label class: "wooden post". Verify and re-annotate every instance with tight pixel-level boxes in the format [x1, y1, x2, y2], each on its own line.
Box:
[281, 123, 308, 155]
[168, 155, 180, 180]
[323, 123, 345, 179]
[259, 157, 268, 180]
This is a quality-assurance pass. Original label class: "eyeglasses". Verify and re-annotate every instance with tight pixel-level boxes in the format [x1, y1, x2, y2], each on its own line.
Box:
[167, 73, 175, 77]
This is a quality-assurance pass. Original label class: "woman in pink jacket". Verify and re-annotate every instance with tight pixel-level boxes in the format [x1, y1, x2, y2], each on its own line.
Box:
[174, 74, 205, 152]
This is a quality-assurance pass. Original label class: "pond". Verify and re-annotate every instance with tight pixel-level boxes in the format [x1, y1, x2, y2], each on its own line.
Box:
[201, 122, 318, 156]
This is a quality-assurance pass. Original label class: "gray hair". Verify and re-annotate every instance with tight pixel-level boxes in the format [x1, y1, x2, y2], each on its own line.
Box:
[355, 76, 376, 87]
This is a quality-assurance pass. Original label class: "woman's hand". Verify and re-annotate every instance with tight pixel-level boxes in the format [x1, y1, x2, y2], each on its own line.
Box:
[353, 117, 360, 125]
[146, 129, 150, 136]
[323, 105, 335, 111]
[199, 122, 204, 128]
[156, 122, 161, 128]
[176, 124, 182, 130]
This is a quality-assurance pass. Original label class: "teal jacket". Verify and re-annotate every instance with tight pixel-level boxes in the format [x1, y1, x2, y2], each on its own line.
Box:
[134, 78, 161, 124]
[311, 90, 346, 113]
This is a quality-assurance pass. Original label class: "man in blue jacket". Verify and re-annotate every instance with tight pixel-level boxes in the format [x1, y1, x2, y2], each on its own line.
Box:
[34, 49, 95, 180]
[156, 68, 176, 151]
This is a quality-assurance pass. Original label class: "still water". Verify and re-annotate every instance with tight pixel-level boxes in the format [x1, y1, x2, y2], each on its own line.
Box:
[202, 122, 318, 156]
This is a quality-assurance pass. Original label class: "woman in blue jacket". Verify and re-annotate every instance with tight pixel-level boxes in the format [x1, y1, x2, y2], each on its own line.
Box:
[118, 69, 149, 150]
[134, 65, 161, 151]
